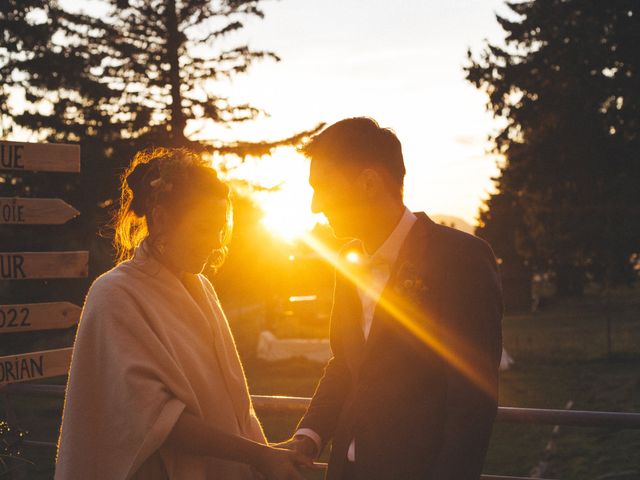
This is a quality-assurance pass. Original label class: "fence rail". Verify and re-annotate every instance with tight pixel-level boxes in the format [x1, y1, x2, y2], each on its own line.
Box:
[5, 384, 640, 429]
[251, 395, 640, 429]
[3, 383, 640, 480]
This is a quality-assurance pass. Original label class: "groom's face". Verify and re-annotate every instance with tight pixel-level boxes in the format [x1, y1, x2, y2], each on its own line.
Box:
[309, 157, 364, 238]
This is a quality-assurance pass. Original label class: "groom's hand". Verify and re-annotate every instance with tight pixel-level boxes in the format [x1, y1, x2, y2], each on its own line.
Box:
[273, 435, 318, 460]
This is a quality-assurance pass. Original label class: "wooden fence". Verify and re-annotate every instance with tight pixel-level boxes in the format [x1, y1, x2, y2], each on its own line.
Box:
[3, 383, 640, 480]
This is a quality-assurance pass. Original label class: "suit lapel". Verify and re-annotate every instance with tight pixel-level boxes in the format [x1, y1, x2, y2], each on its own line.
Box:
[363, 212, 436, 356]
[334, 271, 367, 374]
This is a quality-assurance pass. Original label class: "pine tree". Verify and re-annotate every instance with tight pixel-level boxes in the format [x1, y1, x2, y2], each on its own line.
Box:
[1, 0, 321, 270]
[466, 0, 640, 295]
[2, 0, 303, 146]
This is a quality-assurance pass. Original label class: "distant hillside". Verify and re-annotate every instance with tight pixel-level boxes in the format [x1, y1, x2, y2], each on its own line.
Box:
[431, 214, 475, 235]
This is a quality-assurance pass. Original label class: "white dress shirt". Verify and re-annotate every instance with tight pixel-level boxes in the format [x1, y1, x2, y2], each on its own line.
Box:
[296, 207, 418, 462]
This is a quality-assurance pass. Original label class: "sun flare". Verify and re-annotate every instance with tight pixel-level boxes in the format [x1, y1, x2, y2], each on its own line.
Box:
[209, 147, 324, 242]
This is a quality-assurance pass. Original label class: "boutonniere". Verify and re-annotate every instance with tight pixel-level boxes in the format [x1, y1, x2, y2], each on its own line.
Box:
[394, 261, 429, 302]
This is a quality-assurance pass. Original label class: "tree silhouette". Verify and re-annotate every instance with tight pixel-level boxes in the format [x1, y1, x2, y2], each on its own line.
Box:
[467, 0, 640, 295]
[2, 0, 290, 145]
[1, 0, 327, 360]
[1, 0, 321, 258]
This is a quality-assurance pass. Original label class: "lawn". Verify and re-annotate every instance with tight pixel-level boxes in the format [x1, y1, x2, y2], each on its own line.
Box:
[1, 285, 639, 479]
[246, 358, 640, 480]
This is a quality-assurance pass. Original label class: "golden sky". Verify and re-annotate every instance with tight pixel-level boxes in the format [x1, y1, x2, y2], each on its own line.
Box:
[15, 0, 512, 240]
[195, 0, 510, 229]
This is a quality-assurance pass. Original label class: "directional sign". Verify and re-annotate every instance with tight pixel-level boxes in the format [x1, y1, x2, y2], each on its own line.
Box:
[0, 302, 81, 333]
[0, 251, 89, 280]
[0, 348, 73, 386]
[0, 140, 80, 173]
[0, 197, 80, 225]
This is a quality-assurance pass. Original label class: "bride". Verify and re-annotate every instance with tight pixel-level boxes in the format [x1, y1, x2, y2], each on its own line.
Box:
[55, 148, 309, 480]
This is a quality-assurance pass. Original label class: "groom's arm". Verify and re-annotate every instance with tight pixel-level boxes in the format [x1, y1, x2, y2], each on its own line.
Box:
[294, 351, 351, 452]
[295, 281, 353, 452]
[431, 239, 503, 480]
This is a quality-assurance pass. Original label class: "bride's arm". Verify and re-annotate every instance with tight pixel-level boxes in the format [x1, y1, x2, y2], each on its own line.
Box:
[164, 410, 310, 478]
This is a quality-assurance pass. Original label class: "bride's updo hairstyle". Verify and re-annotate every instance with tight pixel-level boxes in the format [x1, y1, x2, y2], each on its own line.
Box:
[113, 147, 232, 267]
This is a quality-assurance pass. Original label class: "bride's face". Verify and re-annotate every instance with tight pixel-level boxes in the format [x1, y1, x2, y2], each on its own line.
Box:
[153, 195, 229, 274]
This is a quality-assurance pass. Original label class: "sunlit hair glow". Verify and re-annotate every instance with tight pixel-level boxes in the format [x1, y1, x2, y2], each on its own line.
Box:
[112, 147, 232, 268]
[299, 116, 406, 199]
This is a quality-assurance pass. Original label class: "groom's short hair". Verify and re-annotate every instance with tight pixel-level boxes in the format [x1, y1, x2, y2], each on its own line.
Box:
[301, 117, 406, 198]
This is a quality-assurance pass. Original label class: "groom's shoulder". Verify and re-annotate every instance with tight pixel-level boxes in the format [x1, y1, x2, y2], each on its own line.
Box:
[421, 214, 495, 263]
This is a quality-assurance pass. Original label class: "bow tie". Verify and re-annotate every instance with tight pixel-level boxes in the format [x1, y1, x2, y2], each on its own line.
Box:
[355, 254, 391, 277]
[364, 254, 388, 267]
[344, 248, 389, 271]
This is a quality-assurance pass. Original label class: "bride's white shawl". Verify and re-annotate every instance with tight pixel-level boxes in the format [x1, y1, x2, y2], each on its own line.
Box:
[55, 239, 266, 479]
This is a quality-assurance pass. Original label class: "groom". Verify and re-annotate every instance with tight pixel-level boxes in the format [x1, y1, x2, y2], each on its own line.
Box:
[281, 117, 503, 479]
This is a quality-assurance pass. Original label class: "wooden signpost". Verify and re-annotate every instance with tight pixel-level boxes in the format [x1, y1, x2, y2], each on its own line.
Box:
[0, 197, 80, 225]
[0, 141, 85, 395]
[0, 251, 89, 280]
[0, 348, 73, 386]
[0, 302, 81, 333]
[0, 140, 80, 173]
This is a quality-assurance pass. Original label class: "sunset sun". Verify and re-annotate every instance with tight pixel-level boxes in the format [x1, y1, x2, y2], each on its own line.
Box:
[210, 147, 323, 242]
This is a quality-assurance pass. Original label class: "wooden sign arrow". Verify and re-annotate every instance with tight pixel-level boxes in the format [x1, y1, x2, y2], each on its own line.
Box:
[0, 348, 73, 386]
[0, 197, 80, 225]
[0, 251, 89, 280]
[0, 302, 81, 333]
[0, 140, 80, 173]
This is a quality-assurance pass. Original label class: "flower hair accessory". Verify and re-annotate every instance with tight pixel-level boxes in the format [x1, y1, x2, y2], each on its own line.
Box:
[149, 176, 173, 191]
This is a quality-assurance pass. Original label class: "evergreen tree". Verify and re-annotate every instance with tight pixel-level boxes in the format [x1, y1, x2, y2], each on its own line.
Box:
[3, 0, 286, 146]
[466, 0, 640, 295]
[1, 0, 319, 264]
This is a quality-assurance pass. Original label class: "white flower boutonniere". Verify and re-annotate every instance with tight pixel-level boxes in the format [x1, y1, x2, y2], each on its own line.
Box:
[394, 261, 429, 303]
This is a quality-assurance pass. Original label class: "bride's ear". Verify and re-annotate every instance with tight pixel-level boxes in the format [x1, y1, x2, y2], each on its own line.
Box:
[149, 205, 168, 231]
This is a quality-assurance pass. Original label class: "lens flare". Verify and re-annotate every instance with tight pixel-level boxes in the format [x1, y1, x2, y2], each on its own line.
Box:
[299, 230, 497, 399]
[210, 147, 323, 242]
[345, 251, 360, 264]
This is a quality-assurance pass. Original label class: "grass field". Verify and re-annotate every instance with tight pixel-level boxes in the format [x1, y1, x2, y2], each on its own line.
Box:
[2, 285, 639, 479]
[247, 359, 640, 479]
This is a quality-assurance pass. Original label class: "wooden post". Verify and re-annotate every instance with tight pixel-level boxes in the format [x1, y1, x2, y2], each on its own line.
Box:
[0, 302, 80, 333]
[0, 251, 88, 280]
[0, 349, 73, 386]
[0, 141, 83, 478]
[0, 141, 80, 173]
[0, 197, 80, 225]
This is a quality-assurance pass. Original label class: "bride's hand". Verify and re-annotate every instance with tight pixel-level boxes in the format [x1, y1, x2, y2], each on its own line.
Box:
[272, 436, 318, 459]
[254, 445, 312, 480]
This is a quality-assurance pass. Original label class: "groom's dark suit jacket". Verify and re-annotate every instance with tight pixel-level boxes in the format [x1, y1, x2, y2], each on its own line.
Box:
[297, 212, 503, 480]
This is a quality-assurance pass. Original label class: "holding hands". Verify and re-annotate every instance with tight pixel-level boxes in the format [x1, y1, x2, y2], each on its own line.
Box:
[273, 435, 319, 460]
[253, 442, 314, 480]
